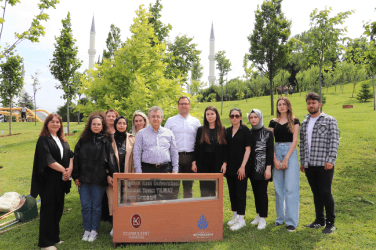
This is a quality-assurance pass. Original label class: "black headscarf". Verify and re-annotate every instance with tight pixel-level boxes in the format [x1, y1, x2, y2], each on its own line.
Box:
[114, 116, 128, 137]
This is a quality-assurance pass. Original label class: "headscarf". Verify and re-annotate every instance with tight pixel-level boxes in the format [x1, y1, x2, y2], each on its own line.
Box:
[248, 109, 263, 130]
[114, 116, 127, 137]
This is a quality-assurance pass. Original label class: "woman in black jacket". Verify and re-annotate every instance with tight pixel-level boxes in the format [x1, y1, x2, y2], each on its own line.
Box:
[192, 106, 227, 197]
[31, 114, 73, 250]
[225, 108, 251, 231]
[73, 112, 116, 242]
[247, 109, 274, 230]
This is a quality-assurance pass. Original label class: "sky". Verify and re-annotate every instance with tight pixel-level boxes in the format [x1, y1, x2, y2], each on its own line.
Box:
[0, 0, 375, 113]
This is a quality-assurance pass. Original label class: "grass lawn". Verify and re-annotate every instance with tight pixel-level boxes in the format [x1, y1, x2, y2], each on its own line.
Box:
[0, 82, 375, 249]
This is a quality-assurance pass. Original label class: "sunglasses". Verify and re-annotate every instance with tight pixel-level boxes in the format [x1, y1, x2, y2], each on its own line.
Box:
[229, 115, 241, 119]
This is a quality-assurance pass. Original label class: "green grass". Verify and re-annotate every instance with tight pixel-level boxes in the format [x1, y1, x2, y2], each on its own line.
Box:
[0, 82, 375, 249]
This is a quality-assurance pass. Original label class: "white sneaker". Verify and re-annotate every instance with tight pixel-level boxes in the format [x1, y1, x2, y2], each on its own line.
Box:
[250, 214, 260, 225]
[110, 228, 113, 236]
[230, 220, 246, 231]
[257, 218, 267, 230]
[82, 231, 90, 241]
[88, 230, 98, 242]
[227, 215, 239, 226]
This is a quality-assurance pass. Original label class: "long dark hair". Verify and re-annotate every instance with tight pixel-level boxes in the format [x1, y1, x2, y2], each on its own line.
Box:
[80, 112, 111, 143]
[276, 97, 295, 133]
[200, 106, 226, 145]
[40, 114, 67, 142]
[229, 108, 245, 126]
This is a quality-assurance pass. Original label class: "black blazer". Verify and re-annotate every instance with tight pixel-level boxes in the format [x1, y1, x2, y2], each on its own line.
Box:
[193, 126, 227, 174]
[30, 136, 73, 198]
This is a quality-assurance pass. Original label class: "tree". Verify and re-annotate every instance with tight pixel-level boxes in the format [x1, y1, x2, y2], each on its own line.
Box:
[31, 70, 41, 125]
[243, 54, 254, 101]
[295, 70, 305, 96]
[248, 0, 292, 115]
[188, 58, 205, 95]
[273, 69, 291, 92]
[79, 6, 188, 125]
[356, 82, 373, 102]
[102, 24, 121, 60]
[363, 21, 376, 110]
[0, 55, 23, 135]
[215, 50, 231, 115]
[165, 34, 201, 84]
[49, 12, 82, 135]
[0, 0, 59, 57]
[303, 7, 354, 109]
[148, 0, 171, 45]
[71, 71, 83, 124]
[18, 91, 34, 110]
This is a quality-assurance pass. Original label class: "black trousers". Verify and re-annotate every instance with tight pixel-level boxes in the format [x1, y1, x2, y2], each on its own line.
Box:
[227, 174, 248, 215]
[200, 152, 217, 197]
[38, 181, 64, 248]
[305, 166, 335, 224]
[250, 179, 269, 218]
[175, 153, 194, 198]
[141, 162, 174, 200]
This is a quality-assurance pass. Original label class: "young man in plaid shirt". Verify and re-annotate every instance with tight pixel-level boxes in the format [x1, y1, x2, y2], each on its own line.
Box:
[300, 92, 339, 234]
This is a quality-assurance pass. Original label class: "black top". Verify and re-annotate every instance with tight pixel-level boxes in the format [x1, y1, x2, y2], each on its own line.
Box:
[248, 127, 274, 181]
[73, 133, 116, 186]
[205, 129, 217, 152]
[225, 125, 252, 176]
[30, 136, 73, 199]
[193, 126, 227, 174]
[269, 118, 300, 142]
[114, 133, 127, 173]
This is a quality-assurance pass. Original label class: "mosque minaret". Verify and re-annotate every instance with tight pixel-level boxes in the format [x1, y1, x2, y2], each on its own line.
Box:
[88, 16, 96, 69]
[208, 23, 216, 85]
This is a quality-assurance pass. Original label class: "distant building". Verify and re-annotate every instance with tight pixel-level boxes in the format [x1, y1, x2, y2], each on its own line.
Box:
[88, 16, 96, 69]
[208, 23, 216, 85]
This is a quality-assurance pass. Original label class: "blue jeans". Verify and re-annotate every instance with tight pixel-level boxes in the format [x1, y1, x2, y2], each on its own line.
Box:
[78, 183, 105, 231]
[274, 142, 299, 228]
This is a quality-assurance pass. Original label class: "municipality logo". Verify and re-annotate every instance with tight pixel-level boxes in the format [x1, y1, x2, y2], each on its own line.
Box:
[197, 214, 208, 230]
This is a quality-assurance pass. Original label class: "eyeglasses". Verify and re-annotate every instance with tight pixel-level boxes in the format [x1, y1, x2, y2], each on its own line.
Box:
[230, 115, 241, 119]
[178, 103, 190, 106]
[151, 115, 162, 119]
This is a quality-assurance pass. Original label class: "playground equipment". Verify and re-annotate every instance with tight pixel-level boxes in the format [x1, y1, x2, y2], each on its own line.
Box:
[0, 107, 50, 122]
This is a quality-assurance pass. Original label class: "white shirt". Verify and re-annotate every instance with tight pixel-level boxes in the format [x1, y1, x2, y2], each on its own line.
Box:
[307, 116, 319, 161]
[21, 107, 27, 112]
[51, 134, 63, 159]
[165, 114, 201, 153]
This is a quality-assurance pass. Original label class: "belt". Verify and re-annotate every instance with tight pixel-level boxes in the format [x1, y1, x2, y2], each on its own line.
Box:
[178, 151, 194, 155]
[142, 162, 170, 168]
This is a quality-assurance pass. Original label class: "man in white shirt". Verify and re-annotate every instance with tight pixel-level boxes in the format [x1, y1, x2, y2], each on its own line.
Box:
[165, 96, 201, 198]
[21, 104, 27, 122]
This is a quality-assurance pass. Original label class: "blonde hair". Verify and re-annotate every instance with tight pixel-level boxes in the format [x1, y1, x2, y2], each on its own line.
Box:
[131, 110, 149, 135]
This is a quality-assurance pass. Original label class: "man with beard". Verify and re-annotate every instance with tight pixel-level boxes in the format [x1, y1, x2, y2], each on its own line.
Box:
[299, 92, 339, 234]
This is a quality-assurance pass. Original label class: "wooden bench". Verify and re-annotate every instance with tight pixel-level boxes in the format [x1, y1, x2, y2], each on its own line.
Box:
[343, 105, 353, 109]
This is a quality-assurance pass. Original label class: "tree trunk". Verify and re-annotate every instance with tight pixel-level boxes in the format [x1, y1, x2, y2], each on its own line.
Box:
[270, 78, 274, 116]
[352, 82, 356, 98]
[34, 92, 37, 125]
[77, 111, 80, 124]
[221, 83, 224, 115]
[67, 98, 70, 135]
[9, 95, 12, 135]
[342, 80, 344, 94]
[373, 73, 375, 111]
[319, 62, 323, 112]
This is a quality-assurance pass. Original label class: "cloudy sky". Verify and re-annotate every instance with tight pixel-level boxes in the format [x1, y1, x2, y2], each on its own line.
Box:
[0, 0, 375, 112]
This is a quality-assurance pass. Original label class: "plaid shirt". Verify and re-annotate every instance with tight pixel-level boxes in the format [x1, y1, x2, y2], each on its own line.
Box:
[300, 112, 339, 168]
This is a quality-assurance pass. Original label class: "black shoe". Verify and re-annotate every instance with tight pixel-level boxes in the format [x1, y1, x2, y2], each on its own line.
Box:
[286, 225, 296, 232]
[305, 220, 325, 228]
[274, 222, 284, 226]
[322, 223, 335, 234]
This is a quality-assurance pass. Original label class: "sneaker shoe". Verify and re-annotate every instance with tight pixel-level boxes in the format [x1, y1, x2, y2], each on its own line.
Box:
[110, 228, 113, 236]
[286, 225, 296, 232]
[322, 223, 335, 234]
[274, 222, 284, 226]
[257, 218, 267, 230]
[82, 231, 90, 241]
[250, 214, 260, 225]
[227, 215, 239, 226]
[305, 220, 325, 228]
[230, 220, 246, 231]
[88, 230, 98, 242]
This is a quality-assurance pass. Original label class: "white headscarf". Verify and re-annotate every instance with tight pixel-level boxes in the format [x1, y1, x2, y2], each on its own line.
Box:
[248, 109, 264, 130]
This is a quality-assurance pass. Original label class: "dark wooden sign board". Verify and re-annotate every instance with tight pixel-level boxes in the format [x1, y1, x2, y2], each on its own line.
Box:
[112, 173, 223, 248]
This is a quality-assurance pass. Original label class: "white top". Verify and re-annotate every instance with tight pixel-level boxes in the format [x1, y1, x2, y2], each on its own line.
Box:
[21, 107, 27, 112]
[165, 114, 201, 153]
[307, 116, 319, 161]
[51, 134, 63, 160]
